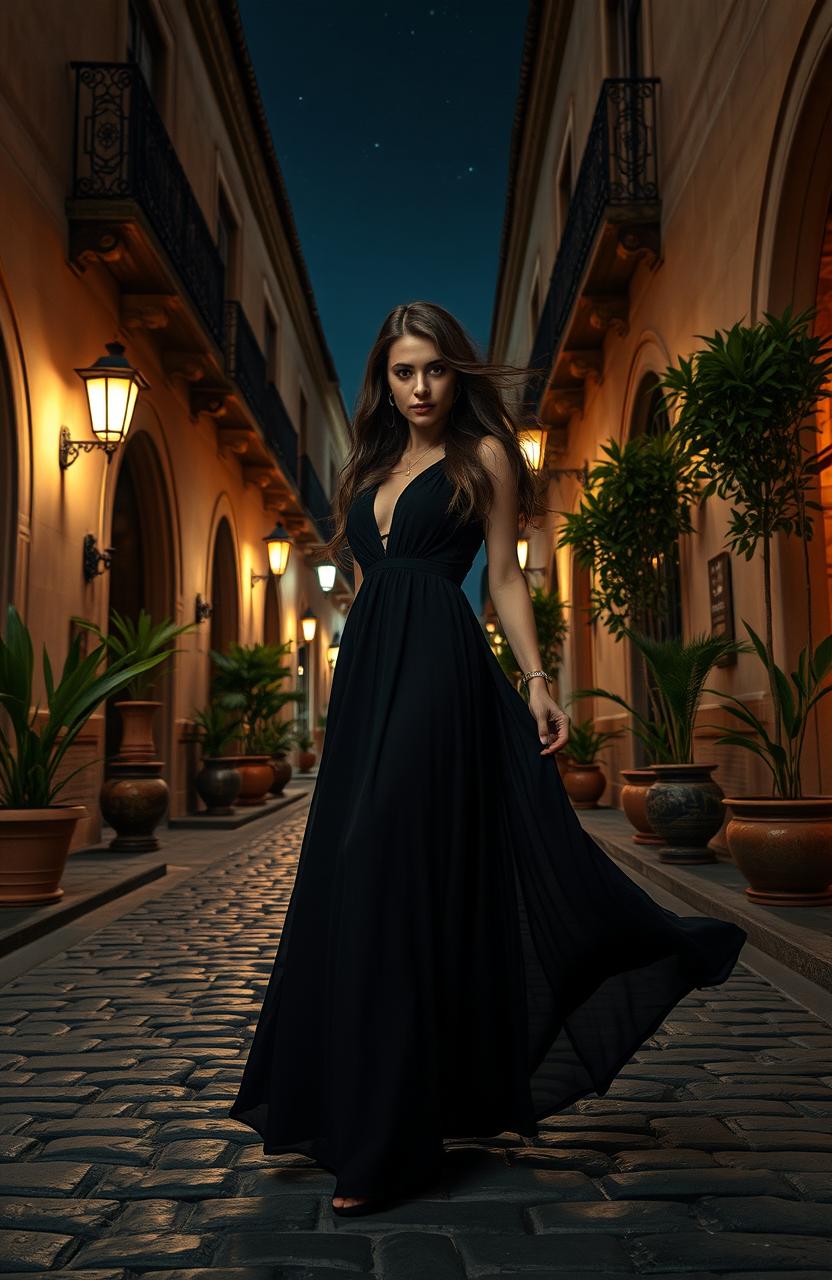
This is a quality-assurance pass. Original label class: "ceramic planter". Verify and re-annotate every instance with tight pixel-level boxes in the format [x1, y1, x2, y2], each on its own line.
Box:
[298, 750, 317, 772]
[100, 763, 169, 852]
[235, 755, 274, 806]
[620, 768, 662, 845]
[0, 806, 87, 904]
[112, 700, 161, 764]
[645, 763, 724, 864]
[196, 757, 242, 816]
[556, 753, 573, 780]
[564, 763, 606, 809]
[269, 755, 293, 796]
[723, 796, 832, 906]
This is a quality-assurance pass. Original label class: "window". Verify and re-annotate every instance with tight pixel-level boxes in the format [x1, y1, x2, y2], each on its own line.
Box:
[127, 0, 163, 98]
[216, 188, 238, 295]
[265, 306, 279, 386]
[557, 134, 572, 241]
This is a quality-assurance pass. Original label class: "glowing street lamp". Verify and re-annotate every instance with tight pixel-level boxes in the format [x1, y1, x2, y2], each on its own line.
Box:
[251, 522, 293, 587]
[518, 426, 546, 472]
[60, 341, 149, 469]
[327, 630, 341, 667]
[316, 563, 337, 592]
[300, 608, 317, 642]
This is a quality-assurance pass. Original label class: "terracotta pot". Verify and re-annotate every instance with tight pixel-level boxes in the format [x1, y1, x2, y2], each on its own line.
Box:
[723, 795, 832, 906]
[620, 768, 663, 844]
[235, 755, 274, 806]
[112, 700, 161, 764]
[100, 763, 169, 852]
[196, 757, 241, 815]
[0, 806, 87, 904]
[645, 763, 724, 864]
[298, 750, 317, 772]
[269, 755, 293, 796]
[564, 763, 606, 809]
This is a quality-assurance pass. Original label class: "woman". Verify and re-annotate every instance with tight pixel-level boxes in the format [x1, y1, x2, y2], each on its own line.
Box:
[228, 300, 746, 1216]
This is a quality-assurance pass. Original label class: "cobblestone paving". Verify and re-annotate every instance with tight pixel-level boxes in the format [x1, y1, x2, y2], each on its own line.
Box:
[0, 803, 831, 1277]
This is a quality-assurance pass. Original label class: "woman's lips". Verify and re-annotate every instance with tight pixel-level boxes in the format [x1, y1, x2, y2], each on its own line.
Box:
[412, 405, 434, 413]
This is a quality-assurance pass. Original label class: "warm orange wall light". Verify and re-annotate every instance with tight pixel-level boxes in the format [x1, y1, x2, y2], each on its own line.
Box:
[60, 340, 149, 469]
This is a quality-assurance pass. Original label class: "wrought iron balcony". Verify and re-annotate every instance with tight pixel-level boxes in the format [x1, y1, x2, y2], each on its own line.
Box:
[223, 300, 299, 485]
[526, 78, 661, 437]
[299, 454, 334, 544]
[68, 61, 225, 352]
[263, 382, 299, 484]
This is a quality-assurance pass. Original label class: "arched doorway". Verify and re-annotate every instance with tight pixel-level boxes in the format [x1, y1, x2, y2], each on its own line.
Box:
[209, 517, 240, 658]
[106, 431, 176, 776]
[263, 574, 282, 645]
[628, 372, 683, 762]
[756, 10, 832, 791]
[0, 337, 16, 618]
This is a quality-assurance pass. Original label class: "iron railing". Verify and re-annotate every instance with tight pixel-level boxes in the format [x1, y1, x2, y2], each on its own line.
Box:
[225, 301, 266, 421]
[300, 454, 334, 543]
[525, 78, 660, 411]
[71, 61, 225, 348]
[263, 382, 299, 484]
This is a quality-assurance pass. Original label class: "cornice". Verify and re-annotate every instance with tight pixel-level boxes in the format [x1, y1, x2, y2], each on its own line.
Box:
[489, 0, 574, 361]
[186, 0, 349, 438]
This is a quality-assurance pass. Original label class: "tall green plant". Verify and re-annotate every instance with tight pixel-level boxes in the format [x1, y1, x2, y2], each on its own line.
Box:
[72, 608, 197, 700]
[572, 629, 747, 765]
[558, 432, 700, 639]
[209, 641, 303, 754]
[0, 605, 166, 808]
[659, 304, 832, 752]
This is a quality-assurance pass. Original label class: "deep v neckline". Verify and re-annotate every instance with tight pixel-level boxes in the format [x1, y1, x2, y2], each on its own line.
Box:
[371, 456, 445, 557]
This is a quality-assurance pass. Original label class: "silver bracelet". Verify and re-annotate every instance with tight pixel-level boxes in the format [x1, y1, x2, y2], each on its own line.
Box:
[522, 669, 552, 686]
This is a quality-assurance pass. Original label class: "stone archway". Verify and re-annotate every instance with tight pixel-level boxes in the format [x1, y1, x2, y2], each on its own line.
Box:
[626, 371, 683, 762]
[106, 430, 175, 773]
[0, 336, 16, 619]
[106, 430, 177, 779]
[754, 8, 832, 790]
[209, 517, 240, 658]
[263, 574, 282, 645]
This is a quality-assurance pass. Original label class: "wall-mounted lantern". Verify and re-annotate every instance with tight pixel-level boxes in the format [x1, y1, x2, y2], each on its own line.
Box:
[316, 563, 337, 593]
[195, 594, 213, 624]
[516, 536, 529, 570]
[251, 521, 293, 587]
[82, 533, 114, 583]
[61, 341, 149, 470]
[518, 426, 547, 472]
[327, 630, 341, 667]
[300, 608, 317, 642]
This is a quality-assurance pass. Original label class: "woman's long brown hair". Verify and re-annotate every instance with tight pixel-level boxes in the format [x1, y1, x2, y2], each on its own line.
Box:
[317, 300, 550, 569]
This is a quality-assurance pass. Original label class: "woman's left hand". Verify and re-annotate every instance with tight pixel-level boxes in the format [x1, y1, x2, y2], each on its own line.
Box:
[528, 686, 570, 756]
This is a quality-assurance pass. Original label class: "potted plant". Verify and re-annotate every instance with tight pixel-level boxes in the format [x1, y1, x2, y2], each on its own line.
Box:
[630, 628, 748, 863]
[559, 430, 700, 838]
[258, 716, 299, 794]
[661, 304, 832, 899]
[706, 624, 832, 903]
[190, 702, 242, 816]
[295, 724, 317, 772]
[0, 605, 165, 902]
[561, 718, 622, 808]
[73, 608, 197, 764]
[210, 641, 303, 806]
[71, 608, 198, 853]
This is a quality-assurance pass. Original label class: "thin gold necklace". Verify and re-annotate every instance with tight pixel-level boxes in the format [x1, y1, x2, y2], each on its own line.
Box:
[391, 444, 444, 477]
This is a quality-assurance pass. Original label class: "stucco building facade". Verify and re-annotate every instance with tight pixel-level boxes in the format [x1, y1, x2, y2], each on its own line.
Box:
[490, 0, 832, 808]
[0, 0, 353, 847]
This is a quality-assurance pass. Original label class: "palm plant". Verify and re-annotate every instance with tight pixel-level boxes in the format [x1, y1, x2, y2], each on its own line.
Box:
[573, 629, 747, 765]
[565, 718, 622, 765]
[0, 604, 166, 808]
[209, 641, 303, 754]
[72, 607, 197, 700]
[706, 622, 832, 798]
[189, 702, 242, 759]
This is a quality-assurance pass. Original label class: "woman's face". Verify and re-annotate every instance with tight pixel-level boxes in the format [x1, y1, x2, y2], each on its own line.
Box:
[386, 334, 456, 432]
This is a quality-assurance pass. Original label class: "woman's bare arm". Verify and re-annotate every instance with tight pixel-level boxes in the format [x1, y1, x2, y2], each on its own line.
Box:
[478, 437, 569, 755]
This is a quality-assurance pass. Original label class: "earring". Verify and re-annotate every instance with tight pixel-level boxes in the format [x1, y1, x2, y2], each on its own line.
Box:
[388, 392, 395, 405]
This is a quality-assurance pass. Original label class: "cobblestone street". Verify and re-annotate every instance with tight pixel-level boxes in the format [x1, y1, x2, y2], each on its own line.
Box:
[0, 802, 831, 1278]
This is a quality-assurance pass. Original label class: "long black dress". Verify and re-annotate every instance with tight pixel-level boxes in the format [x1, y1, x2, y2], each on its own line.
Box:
[228, 456, 746, 1199]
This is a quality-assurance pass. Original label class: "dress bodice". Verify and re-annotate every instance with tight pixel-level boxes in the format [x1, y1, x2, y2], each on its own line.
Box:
[346, 459, 484, 588]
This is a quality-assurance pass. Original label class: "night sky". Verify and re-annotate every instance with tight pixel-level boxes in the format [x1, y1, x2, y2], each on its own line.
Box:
[237, 1, 529, 416]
